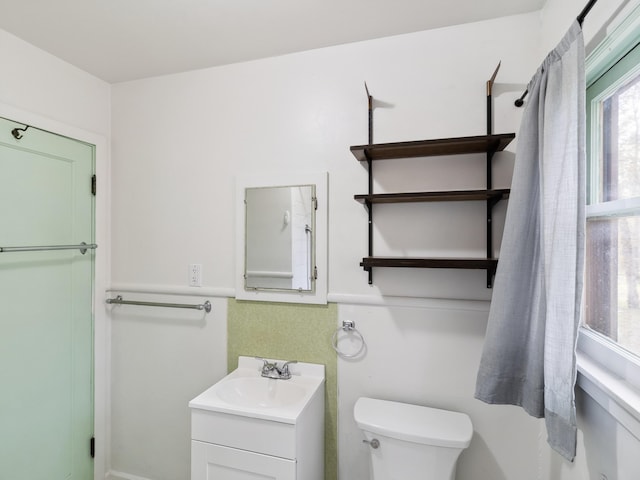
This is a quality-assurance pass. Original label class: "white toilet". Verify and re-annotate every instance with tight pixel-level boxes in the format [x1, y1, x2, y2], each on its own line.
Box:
[354, 397, 473, 480]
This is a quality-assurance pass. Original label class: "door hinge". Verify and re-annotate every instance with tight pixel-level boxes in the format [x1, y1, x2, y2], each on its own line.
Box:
[90, 436, 95, 458]
[314, 265, 318, 280]
[313, 196, 318, 210]
[91, 175, 96, 196]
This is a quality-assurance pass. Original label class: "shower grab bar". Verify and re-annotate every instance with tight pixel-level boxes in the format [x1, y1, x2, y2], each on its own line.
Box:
[106, 295, 212, 313]
[0, 242, 97, 255]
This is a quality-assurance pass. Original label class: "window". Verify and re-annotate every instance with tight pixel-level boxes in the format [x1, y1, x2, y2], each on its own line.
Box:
[584, 31, 640, 358]
[577, 4, 640, 435]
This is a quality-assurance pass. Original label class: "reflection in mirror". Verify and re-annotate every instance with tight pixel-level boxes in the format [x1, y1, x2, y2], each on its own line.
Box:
[244, 185, 315, 292]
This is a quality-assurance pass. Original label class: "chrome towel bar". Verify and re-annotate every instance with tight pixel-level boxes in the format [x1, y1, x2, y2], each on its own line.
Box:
[106, 295, 212, 313]
[0, 242, 97, 255]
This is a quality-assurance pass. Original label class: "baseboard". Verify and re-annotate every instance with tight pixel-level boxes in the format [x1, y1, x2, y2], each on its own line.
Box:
[105, 470, 155, 480]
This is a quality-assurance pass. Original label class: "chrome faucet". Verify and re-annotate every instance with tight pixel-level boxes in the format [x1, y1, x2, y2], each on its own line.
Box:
[256, 357, 297, 380]
[277, 360, 297, 380]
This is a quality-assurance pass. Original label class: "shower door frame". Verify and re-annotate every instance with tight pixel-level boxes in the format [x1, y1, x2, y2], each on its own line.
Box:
[0, 102, 110, 480]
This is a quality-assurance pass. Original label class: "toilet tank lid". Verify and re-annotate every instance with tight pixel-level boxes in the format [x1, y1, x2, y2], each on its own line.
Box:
[353, 397, 473, 448]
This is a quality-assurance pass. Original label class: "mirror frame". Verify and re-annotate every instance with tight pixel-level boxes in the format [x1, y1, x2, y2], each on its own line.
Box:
[235, 172, 328, 304]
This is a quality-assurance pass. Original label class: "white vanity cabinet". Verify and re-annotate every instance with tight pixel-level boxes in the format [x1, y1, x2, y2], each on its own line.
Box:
[190, 408, 299, 480]
[191, 440, 295, 480]
[189, 357, 325, 480]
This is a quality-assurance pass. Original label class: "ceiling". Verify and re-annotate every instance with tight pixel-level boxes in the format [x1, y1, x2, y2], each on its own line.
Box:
[0, 0, 545, 84]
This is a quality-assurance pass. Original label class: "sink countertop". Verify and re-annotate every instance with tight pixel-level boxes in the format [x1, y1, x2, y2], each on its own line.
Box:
[189, 356, 325, 424]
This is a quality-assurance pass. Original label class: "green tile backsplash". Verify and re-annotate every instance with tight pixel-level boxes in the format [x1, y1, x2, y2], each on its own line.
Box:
[228, 299, 338, 480]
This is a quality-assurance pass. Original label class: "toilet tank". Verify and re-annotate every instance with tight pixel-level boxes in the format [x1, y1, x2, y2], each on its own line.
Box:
[354, 398, 473, 480]
[354, 397, 473, 448]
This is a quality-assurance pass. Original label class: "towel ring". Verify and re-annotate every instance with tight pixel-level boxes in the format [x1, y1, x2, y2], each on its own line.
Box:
[332, 320, 366, 359]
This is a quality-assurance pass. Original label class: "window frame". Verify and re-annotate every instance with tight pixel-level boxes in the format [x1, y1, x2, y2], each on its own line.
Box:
[578, 3, 640, 435]
[585, 40, 640, 345]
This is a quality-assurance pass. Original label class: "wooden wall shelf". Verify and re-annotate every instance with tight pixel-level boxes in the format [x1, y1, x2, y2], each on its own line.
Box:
[353, 67, 514, 287]
[354, 189, 510, 205]
[360, 257, 498, 270]
[350, 133, 515, 162]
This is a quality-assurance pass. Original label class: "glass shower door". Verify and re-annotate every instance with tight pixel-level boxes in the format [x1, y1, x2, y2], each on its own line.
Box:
[0, 117, 95, 479]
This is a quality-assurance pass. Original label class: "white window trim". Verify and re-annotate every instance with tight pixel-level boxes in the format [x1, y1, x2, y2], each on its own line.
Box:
[586, 196, 640, 217]
[578, 1, 640, 439]
[577, 330, 640, 440]
[585, 1, 640, 87]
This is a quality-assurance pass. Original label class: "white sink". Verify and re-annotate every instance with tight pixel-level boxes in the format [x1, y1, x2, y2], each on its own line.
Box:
[216, 376, 307, 408]
[189, 356, 325, 423]
[189, 357, 325, 479]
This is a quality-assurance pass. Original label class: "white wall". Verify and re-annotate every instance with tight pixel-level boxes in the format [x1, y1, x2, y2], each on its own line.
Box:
[110, 11, 543, 480]
[337, 301, 543, 480]
[536, 1, 640, 480]
[0, 28, 112, 480]
[540, 0, 639, 55]
[110, 13, 537, 302]
[108, 294, 227, 480]
[0, 29, 110, 136]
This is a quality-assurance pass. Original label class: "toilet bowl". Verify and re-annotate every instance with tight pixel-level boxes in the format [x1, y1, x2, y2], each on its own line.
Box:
[354, 397, 473, 480]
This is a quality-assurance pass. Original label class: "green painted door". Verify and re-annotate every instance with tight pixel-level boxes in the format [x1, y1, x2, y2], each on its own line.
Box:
[0, 117, 95, 479]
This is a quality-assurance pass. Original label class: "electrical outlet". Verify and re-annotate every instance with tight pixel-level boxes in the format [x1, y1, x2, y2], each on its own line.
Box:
[189, 263, 202, 287]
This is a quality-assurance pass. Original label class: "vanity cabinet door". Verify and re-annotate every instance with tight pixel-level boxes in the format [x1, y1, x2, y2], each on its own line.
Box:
[192, 440, 296, 480]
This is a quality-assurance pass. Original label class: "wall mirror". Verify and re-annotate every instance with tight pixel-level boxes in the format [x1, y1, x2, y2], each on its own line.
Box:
[236, 172, 327, 304]
[245, 184, 315, 291]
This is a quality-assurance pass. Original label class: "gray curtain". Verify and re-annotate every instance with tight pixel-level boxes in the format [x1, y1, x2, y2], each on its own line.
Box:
[475, 21, 585, 461]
